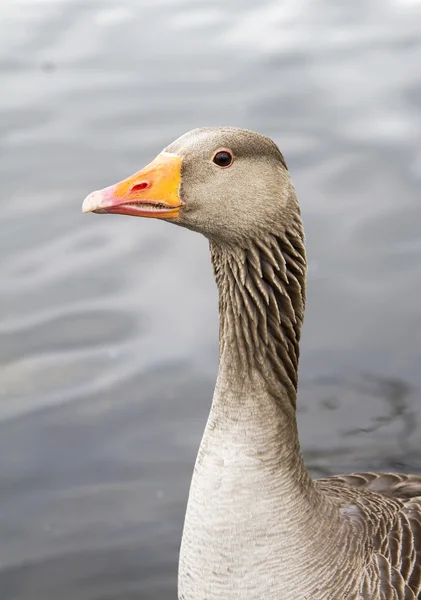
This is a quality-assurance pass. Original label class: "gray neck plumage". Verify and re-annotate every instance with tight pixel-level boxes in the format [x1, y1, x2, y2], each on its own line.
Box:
[208, 213, 308, 481]
[210, 212, 306, 406]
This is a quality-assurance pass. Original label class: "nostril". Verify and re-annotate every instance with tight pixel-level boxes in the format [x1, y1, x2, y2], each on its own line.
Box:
[130, 181, 150, 192]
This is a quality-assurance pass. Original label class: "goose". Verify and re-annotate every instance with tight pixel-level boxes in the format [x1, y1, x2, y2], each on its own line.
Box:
[82, 127, 421, 600]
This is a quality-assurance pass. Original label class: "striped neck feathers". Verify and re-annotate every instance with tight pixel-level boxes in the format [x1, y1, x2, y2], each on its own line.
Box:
[210, 213, 306, 408]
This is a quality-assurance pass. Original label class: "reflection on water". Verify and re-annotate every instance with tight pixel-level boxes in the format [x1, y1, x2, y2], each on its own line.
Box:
[1, 0, 421, 598]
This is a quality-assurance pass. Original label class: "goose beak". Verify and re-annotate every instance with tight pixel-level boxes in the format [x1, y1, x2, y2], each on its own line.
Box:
[82, 153, 183, 219]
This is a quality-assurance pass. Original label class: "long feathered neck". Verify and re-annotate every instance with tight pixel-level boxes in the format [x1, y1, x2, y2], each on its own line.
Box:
[205, 212, 309, 489]
[179, 182, 359, 600]
[210, 212, 306, 411]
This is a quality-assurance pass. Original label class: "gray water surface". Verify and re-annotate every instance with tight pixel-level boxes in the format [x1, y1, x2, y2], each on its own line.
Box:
[1, 1, 421, 598]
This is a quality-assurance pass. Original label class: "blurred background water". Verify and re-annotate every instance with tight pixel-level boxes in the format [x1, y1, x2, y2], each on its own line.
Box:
[1, 0, 421, 598]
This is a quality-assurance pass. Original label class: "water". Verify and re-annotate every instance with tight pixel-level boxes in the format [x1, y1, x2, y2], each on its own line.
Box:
[1, 0, 421, 598]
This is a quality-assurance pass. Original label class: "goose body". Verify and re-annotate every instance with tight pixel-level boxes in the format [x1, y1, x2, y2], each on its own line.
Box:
[83, 127, 421, 599]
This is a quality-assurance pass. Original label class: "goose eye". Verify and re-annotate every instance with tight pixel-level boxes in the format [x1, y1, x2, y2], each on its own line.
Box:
[212, 150, 233, 168]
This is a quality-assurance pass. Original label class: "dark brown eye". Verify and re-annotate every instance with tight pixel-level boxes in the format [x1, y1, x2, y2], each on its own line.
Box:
[212, 150, 233, 168]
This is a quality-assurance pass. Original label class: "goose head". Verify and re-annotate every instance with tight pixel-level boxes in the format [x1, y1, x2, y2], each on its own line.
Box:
[82, 127, 299, 244]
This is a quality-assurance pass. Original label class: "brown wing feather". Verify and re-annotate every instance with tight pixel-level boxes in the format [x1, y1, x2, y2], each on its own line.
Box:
[327, 472, 421, 500]
[318, 472, 421, 599]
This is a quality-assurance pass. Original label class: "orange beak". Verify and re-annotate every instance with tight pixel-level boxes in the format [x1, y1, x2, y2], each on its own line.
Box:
[82, 152, 183, 219]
